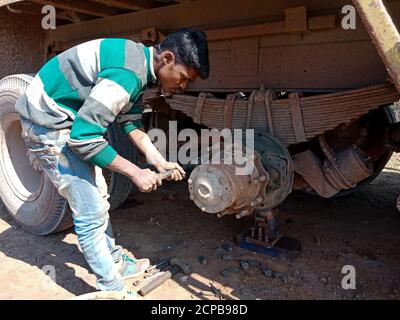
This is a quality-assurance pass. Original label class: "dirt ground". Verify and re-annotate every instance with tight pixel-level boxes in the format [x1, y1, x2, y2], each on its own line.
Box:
[0, 155, 399, 300]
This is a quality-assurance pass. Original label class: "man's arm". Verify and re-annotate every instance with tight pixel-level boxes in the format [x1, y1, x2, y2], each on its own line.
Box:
[106, 154, 161, 192]
[67, 67, 161, 192]
[128, 128, 186, 181]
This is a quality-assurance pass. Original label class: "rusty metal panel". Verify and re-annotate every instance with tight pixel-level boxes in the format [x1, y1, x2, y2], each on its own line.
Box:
[48, 0, 359, 43]
[0, 8, 46, 79]
[284, 6, 307, 33]
[192, 38, 386, 91]
[257, 41, 386, 90]
[229, 37, 259, 76]
[353, 0, 400, 92]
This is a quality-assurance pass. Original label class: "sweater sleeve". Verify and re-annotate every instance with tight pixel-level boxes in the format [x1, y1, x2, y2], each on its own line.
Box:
[67, 67, 142, 168]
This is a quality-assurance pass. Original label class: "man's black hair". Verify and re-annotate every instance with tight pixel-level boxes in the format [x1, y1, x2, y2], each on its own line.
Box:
[155, 28, 209, 79]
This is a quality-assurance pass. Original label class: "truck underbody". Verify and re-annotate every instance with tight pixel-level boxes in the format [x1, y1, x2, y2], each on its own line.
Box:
[0, 0, 399, 235]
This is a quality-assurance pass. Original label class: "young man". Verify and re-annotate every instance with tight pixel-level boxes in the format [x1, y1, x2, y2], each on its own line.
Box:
[16, 28, 209, 291]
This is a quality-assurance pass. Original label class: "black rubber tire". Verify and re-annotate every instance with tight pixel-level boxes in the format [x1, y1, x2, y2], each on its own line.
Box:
[0, 74, 72, 235]
[0, 74, 137, 235]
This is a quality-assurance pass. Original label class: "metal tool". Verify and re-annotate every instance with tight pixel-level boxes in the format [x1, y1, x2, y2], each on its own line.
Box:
[170, 258, 192, 274]
[145, 260, 170, 274]
[158, 169, 186, 181]
[138, 258, 191, 297]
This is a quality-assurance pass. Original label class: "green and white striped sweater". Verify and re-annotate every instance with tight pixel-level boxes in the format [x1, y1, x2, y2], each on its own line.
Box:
[16, 38, 157, 168]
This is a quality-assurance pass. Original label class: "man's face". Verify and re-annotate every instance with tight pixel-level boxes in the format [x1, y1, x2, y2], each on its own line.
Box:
[157, 51, 199, 96]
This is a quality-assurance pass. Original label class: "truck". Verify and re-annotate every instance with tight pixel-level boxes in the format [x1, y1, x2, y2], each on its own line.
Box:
[0, 0, 399, 236]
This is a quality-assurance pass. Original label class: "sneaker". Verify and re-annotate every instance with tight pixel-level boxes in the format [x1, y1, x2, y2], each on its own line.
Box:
[117, 254, 150, 280]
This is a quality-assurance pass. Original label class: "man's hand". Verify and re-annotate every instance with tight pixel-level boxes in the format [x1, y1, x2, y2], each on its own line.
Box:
[128, 130, 186, 181]
[130, 168, 162, 193]
[154, 161, 186, 181]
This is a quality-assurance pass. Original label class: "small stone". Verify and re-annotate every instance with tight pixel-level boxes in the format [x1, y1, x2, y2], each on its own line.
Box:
[240, 287, 251, 296]
[354, 294, 363, 300]
[163, 245, 173, 252]
[293, 269, 302, 279]
[247, 260, 260, 267]
[278, 274, 288, 284]
[227, 267, 241, 273]
[116, 233, 122, 238]
[221, 270, 230, 278]
[314, 236, 321, 245]
[319, 276, 327, 284]
[221, 254, 234, 261]
[261, 267, 273, 278]
[223, 244, 234, 253]
[240, 260, 250, 271]
[344, 240, 353, 247]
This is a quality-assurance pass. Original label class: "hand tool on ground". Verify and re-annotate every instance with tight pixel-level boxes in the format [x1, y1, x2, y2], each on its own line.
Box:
[145, 259, 170, 274]
[138, 258, 191, 297]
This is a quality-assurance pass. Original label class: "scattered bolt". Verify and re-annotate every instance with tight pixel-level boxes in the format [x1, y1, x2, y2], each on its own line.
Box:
[240, 260, 250, 271]
[180, 276, 189, 283]
[223, 244, 234, 253]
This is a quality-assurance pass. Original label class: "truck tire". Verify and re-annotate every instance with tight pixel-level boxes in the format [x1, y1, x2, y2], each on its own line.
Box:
[0, 74, 137, 235]
[104, 124, 137, 211]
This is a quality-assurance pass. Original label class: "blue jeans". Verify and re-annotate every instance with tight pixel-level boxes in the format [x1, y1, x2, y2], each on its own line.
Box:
[20, 117, 124, 291]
